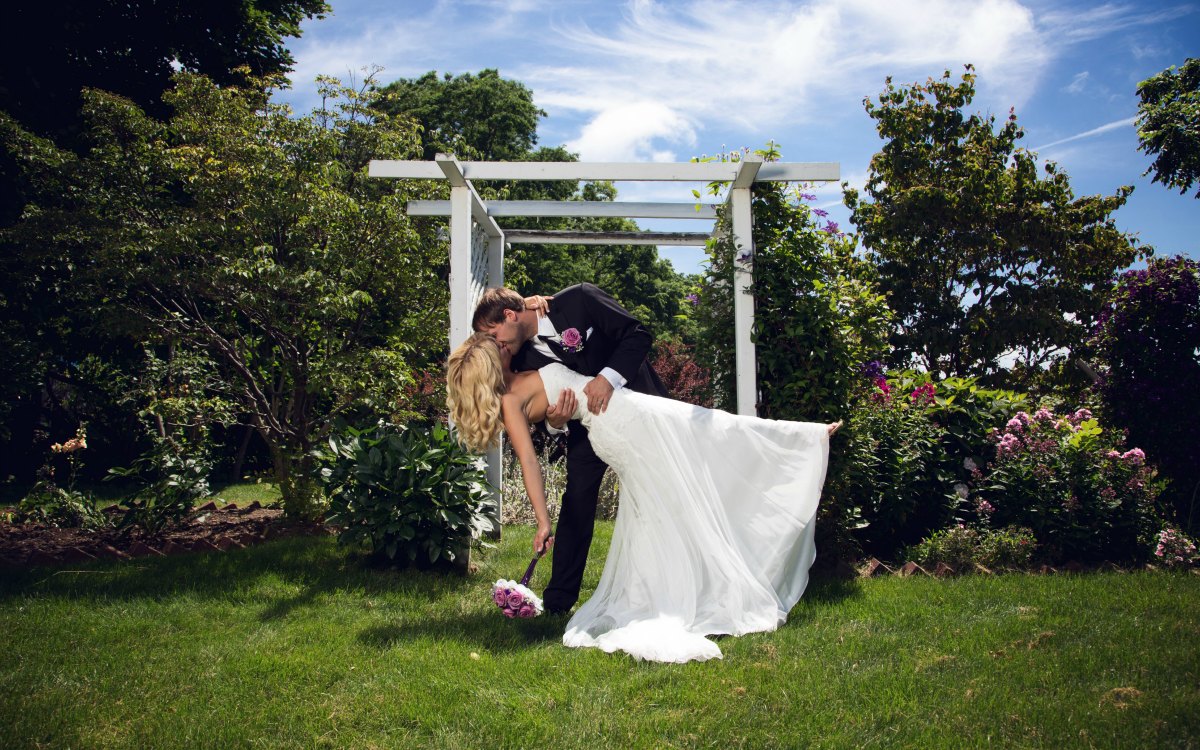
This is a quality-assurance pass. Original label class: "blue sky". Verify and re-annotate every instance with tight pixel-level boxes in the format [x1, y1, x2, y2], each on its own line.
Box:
[275, 0, 1199, 274]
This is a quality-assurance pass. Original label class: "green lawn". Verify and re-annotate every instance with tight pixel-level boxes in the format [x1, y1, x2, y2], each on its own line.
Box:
[1, 523, 1197, 749]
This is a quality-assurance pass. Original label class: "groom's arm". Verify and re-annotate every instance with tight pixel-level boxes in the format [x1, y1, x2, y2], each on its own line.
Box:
[577, 283, 653, 387]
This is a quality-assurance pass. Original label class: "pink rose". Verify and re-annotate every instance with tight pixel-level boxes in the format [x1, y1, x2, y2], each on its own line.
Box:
[506, 591, 525, 609]
[503, 607, 517, 618]
[493, 588, 507, 606]
[519, 603, 535, 618]
[560, 327, 584, 353]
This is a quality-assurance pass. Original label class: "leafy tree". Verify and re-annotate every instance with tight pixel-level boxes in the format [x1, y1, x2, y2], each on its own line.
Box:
[1090, 256, 1200, 530]
[1137, 58, 1200, 198]
[0, 0, 328, 146]
[374, 69, 544, 162]
[0, 0, 328, 486]
[845, 66, 1147, 386]
[2, 71, 443, 517]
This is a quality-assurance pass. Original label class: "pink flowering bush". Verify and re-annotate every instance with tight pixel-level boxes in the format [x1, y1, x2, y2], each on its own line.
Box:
[1154, 527, 1199, 568]
[974, 406, 1166, 563]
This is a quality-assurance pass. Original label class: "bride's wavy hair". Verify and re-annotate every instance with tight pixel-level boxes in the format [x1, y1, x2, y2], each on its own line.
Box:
[446, 332, 507, 453]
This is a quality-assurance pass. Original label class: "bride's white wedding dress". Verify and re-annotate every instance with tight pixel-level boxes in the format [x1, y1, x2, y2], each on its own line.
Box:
[538, 363, 829, 663]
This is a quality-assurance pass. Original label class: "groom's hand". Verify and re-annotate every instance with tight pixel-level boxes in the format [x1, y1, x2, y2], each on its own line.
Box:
[546, 389, 577, 430]
[583, 375, 615, 414]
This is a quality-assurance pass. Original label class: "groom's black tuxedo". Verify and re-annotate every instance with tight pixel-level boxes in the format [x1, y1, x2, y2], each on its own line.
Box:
[511, 283, 666, 613]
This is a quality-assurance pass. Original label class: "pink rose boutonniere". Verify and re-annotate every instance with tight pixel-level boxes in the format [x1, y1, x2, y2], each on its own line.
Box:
[560, 327, 584, 353]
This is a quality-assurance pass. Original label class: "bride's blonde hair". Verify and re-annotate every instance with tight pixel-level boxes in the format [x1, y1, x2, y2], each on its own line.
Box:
[446, 333, 507, 453]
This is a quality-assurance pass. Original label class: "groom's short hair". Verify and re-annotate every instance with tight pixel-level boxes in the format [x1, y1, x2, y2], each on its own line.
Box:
[472, 287, 525, 330]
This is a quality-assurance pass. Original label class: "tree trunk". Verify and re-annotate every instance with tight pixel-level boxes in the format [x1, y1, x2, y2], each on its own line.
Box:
[230, 424, 254, 482]
[269, 442, 324, 520]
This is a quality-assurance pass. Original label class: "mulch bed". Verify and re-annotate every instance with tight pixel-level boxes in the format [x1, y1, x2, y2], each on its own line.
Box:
[0, 502, 333, 569]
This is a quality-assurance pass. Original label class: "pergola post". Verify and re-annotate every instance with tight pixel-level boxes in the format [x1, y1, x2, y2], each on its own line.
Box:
[729, 156, 762, 416]
[439, 155, 506, 539]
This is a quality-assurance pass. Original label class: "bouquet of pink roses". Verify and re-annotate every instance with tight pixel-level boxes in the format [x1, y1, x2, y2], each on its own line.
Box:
[491, 550, 545, 618]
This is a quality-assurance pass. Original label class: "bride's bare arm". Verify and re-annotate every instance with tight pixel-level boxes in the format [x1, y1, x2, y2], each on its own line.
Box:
[502, 392, 554, 555]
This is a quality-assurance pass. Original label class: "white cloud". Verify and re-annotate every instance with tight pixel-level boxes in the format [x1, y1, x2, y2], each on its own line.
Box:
[1065, 71, 1090, 93]
[566, 102, 698, 161]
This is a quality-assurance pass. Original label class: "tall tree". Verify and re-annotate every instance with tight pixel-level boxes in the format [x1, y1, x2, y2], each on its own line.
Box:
[2, 72, 443, 517]
[1137, 58, 1200, 198]
[374, 69, 544, 162]
[845, 66, 1147, 385]
[0, 0, 328, 146]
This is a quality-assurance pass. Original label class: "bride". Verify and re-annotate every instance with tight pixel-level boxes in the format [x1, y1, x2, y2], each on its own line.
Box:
[447, 332, 839, 663]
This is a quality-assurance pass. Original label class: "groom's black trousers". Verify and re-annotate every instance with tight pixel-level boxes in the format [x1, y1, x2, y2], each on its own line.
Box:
[543, 422, 608, 613]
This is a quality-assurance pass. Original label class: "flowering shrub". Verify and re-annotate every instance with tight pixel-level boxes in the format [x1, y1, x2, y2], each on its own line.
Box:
[830, 379, 952, 558]
[1154, 527, 1199, 568]
[907, 524, 1037, 571]
[1091, 256, 1200, 530]
[974, 407, 1165, 563]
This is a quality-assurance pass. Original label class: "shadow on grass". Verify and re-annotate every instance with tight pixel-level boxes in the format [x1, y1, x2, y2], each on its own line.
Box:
[0, 536, 475, 609]
[357, 609, 569, 653]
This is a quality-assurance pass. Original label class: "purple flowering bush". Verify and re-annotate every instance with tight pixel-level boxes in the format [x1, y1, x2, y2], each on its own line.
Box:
[973, 407, 1165, 563]
[1090, 256, 1200, 531]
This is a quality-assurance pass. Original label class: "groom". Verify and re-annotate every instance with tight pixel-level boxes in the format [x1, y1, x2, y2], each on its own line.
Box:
[473, 283, 666, 614]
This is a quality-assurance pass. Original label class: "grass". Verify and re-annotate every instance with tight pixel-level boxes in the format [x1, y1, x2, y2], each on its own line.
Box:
[1, 523, 1197, 749]
[209, 479, 283, 507]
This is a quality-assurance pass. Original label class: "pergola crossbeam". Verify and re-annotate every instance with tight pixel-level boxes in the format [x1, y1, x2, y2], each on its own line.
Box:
[504, 230, 713, 246]
[369, 159, 839, 183]
[407, 200, 719, 220]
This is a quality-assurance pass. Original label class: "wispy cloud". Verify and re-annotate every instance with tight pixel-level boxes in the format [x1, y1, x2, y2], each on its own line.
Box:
[1065, 71, 1090, 93]
[1030, 116, 1137, 152]
[510, 0, 1169, 160]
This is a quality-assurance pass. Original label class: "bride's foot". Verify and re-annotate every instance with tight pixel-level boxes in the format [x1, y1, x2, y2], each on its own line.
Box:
[827, 420, 843, 437]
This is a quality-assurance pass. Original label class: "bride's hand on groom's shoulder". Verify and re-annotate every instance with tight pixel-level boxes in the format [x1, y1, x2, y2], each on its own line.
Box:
[524, 295, 552, 317]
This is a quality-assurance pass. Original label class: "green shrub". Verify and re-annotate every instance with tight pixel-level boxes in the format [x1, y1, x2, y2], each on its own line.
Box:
[108, 442, 212, 537]
[17, 486, 109, 531]
[319, 421, 495, 567]
[17, 424, 109, 531]
[907, 524, 1037, 571]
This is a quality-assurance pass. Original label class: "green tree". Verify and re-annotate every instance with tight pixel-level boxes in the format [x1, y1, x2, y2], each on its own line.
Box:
[0, 0, 328, 146]
[845, 66, 1147, 386]
[1137, 58, 1200, 198]
[374, 69, 544, 162]
[2, 71, 443, 517]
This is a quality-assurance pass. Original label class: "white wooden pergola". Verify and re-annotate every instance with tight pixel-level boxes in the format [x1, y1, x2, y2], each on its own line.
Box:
[369, 154, 839, 530]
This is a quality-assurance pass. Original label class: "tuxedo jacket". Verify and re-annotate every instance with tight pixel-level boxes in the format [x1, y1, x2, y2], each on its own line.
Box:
[511, 283, 666, 398]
